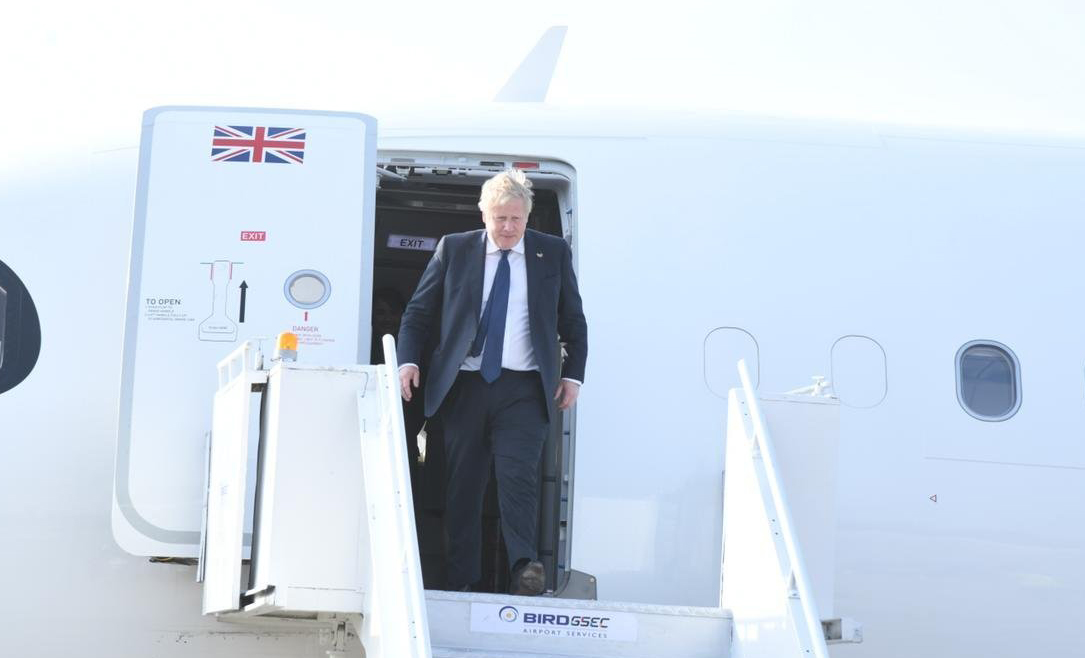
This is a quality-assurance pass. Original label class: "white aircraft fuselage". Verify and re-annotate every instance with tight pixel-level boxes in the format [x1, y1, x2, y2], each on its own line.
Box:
[2, 104, 1083, 657]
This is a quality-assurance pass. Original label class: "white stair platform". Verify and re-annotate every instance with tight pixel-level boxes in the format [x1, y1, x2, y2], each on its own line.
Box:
[426, 590, 732, 658]
[201, 343, 853, 658]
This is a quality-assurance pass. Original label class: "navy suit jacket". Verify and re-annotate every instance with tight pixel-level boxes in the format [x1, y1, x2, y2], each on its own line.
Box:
[397, 228, 588, 419]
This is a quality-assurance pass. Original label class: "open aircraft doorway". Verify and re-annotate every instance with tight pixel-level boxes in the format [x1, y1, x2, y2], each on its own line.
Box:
[371, 153, 582, 596]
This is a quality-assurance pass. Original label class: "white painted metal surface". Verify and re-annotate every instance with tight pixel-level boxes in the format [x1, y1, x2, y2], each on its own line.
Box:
[756, 393, 840, 619]
[115, 107, 377, 558]
[720, 361, 837, 658]
[244, 362, 371, 614]
[492, 26, 568, 102]
[202, 341, 267, 614]
[201, 336, 430, 656]
[3, 97, 1085, 658]
[355, 335, 432, 657]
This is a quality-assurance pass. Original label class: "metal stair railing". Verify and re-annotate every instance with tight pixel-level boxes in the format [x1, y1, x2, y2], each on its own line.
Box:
[726, 359, 830, 658]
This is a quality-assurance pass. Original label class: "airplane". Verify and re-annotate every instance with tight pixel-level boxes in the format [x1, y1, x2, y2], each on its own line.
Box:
[2, 24, 1083, 658]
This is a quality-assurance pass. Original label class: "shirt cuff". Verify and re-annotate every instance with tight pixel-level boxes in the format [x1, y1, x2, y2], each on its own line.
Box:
[399, 363, 419, 371]
[561, 377, 582, 386]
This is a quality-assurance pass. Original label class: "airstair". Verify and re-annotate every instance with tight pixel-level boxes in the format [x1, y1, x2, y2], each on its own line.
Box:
[199, 338, 860, 658]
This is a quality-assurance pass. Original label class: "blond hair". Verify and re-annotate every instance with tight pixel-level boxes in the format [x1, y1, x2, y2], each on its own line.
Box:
[478, 168, 534, 216]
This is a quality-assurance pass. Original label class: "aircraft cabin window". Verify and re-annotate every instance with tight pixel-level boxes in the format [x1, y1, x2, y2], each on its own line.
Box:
[0, 259, 42, 395]
[956, 340, 1020, 421]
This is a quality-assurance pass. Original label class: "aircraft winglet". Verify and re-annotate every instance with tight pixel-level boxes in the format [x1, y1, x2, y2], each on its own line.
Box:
[494, 26, 568, 103]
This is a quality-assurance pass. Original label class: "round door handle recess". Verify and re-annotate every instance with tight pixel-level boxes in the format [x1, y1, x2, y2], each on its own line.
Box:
[284, 269, 331, 309]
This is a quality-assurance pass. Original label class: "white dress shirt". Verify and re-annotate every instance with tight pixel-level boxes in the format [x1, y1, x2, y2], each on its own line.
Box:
[460, 232, 536, 372]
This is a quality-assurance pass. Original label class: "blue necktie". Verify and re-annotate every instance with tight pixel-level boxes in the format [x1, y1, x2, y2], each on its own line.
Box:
[470, 249, 511, 382]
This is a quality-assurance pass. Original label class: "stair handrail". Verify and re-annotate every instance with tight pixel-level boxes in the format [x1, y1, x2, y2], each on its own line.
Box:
[737, 358, 830, 658]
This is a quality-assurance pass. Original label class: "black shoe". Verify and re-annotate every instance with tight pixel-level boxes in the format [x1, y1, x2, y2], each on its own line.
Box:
[510, 560, 545, 596]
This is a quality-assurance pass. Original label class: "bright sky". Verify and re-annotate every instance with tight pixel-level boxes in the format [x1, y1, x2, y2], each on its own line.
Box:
[4, 0, 1085, 170]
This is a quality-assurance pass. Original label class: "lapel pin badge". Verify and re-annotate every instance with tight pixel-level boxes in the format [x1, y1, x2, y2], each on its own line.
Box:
[537, 252, 544, 258]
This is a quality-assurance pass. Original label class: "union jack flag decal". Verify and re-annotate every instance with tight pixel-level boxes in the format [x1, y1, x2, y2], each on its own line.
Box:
[211, 126, 306, 164]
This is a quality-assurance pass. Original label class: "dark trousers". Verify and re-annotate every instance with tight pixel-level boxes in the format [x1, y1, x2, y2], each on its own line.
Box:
[440, 369, 549, 589]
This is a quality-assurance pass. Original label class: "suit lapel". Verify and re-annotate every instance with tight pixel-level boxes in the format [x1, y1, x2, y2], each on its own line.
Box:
[466, 229, 486, 316]
[524, 230, 542, 310]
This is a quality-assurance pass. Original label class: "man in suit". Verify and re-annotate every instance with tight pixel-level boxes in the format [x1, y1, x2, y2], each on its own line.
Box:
[397, 169, 587, 595]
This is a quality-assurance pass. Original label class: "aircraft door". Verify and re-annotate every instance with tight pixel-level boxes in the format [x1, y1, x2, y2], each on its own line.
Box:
[114, 106, 378, 557]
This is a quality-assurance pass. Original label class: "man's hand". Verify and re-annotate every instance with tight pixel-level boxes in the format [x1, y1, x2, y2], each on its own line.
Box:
[400, 365, 420, 401]
[553, 380, 581, 411]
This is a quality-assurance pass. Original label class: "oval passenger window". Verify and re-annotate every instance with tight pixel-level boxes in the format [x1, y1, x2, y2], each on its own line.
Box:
[0, 259, 42, 395]
[956, 341, 1020, 421]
